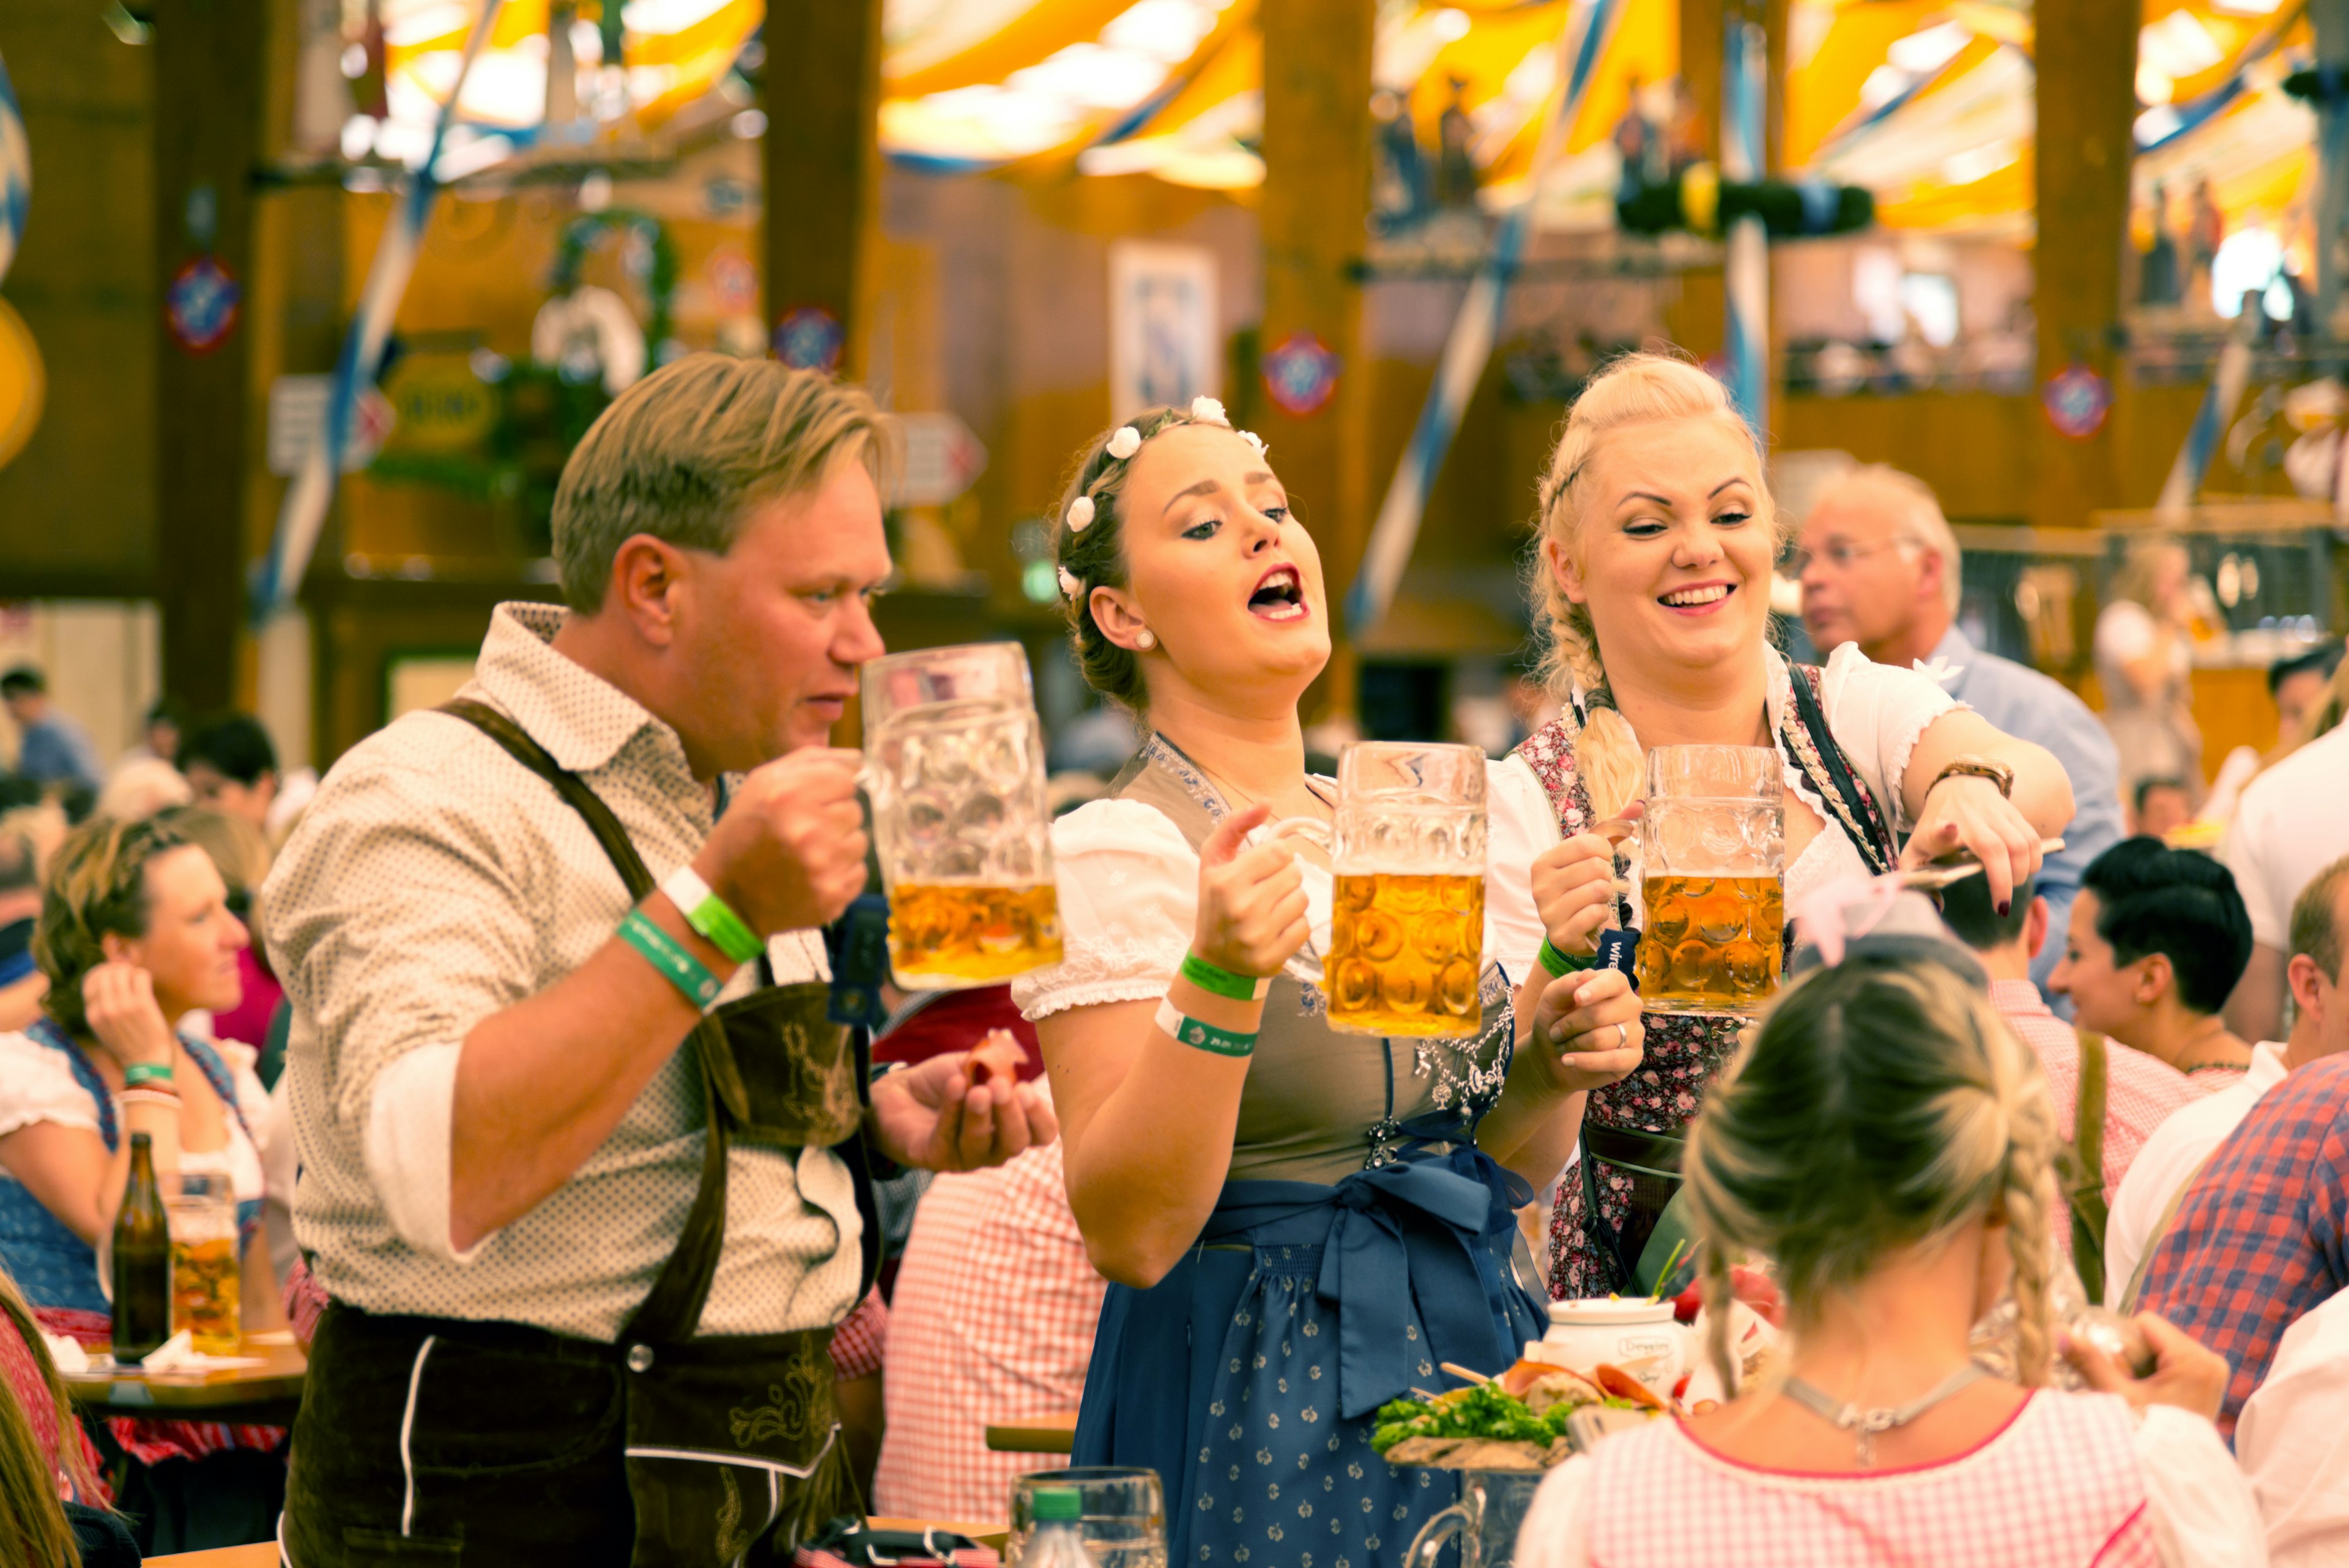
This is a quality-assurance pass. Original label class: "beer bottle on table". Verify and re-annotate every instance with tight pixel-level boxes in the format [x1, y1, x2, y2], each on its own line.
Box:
[111, 1132, 172, 1364]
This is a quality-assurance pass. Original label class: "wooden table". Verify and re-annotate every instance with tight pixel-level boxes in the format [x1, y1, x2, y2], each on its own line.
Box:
[984, 1409, 1078, 1454]
[62, 1337, 307, 1426]
[149, 1548, 276, 1568]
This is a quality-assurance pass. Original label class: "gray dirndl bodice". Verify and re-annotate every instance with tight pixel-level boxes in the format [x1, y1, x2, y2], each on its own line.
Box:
[1107, 734, 1520, 1184]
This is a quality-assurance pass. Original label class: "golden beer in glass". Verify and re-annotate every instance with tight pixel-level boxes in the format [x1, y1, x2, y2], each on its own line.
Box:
[1635, 746, 1786, 1016]
[166, 1174, 240, 1355]
[863, 644, 1063, 990]
[1318, 741, 1489, 1038]
[886, 882, 1063, 984]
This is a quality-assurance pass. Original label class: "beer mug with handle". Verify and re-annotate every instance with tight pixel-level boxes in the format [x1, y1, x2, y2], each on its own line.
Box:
[1635, 745, 1786, 1015]
[1297, 740, 1488, 1038]
[860, 642, 1064, 990]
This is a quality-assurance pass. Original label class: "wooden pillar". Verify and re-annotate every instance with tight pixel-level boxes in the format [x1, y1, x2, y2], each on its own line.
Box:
[153, 0, 268, 713]
[1260, 0, 1375, 721]
[2032, 0, 2139, 528]
[762, 0, 885, 381]
[2312, 0, 2349, 327]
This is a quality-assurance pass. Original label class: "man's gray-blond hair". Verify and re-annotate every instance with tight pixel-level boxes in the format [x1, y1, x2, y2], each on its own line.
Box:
[551, 353, 902, 614]
[1813, 463, 1963, 617]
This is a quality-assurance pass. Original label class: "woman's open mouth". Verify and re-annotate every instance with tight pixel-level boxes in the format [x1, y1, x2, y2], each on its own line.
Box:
[1249, 565, 1309, 622]
[1658, 582, 1735, 615]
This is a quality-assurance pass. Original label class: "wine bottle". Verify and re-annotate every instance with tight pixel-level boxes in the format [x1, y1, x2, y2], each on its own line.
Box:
[111, 1132, 173, 1363]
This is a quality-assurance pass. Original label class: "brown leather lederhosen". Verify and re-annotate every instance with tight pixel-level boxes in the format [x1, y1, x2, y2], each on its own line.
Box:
[287, 700, 882, 1567]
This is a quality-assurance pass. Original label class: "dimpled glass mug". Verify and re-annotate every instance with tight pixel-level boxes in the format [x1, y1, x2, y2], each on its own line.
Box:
[860, 642, 1063, 990]
[1307, 741, 1490, 1038]
[1635, 744, 1786, 1016]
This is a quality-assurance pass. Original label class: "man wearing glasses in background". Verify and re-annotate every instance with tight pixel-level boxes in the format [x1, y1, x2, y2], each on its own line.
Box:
[1798, 463, 2125, 998]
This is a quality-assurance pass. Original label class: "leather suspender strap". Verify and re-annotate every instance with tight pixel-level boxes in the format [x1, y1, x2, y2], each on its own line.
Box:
[2065, 1029, 2112, 1304]
[2119, 1151, 2214, 1314]
[438, 698, 732, 1343]
[1783, 665, 1899, 875]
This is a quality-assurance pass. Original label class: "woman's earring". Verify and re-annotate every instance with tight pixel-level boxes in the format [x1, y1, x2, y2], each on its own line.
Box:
[1134, 629, 1157, 651]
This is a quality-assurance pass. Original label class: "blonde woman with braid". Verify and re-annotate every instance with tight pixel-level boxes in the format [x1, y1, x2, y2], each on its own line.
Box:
[1513, 921, 2263, 1568]
[1483, 353, 2075, 1298]
[1023, 399, 1645, 1565]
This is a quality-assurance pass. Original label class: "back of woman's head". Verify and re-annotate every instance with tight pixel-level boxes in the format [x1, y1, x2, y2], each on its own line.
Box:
[1682, 952, 2058, 1391]
[1529, 353, 1785, 816]
[31, 815, 188, 1037]
[2081, 836, 2253, 1014]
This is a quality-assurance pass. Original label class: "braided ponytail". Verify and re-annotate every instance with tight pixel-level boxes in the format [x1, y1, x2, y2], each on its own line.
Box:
[1529, 352, 1788, 819]
[1680, 950, 2060, 1385]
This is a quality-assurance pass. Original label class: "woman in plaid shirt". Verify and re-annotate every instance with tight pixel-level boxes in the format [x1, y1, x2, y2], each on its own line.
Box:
[1516, 920, 2262, 1567]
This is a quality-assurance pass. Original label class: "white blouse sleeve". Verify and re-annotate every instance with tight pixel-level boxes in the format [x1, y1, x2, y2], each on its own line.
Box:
[1487, 754, 1564, 984]
[0, 1031, 102, 1140]
[1511, 1454, 1598, 1568]
[2134, 1403, 2272, 1568]
[1012, 800, 1201, 1021]
[1816, 641, 1964, 833]
[2236, 1289, 2349, 1568]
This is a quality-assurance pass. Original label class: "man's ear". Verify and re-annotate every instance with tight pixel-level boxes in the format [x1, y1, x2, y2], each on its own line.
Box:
[606, 535, 691, 648]
[1917, 547, 1949, 610]
[2287, 951, 2326, 1020]
[2024, 896, 2050, 960]
[1088, 585, 1153, 653]
[1545, 537, 1588, 606]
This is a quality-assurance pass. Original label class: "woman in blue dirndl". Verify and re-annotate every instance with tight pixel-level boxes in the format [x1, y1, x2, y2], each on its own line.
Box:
[1015, 402, 1646, 1565]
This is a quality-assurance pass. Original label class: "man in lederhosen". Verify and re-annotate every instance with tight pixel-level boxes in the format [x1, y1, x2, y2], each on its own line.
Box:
[265, 355, 1056, 1565]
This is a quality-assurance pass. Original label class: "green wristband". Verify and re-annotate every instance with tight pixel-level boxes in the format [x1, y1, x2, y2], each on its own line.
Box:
[618, 908, 724, 1008]
[1179, 951, 1273, 1001]
[660, 866, 764, 965]
[1538, 938, 1595, 979]
[1155, 1000, 1256, 1057]
[123, 1062, 177, 1088]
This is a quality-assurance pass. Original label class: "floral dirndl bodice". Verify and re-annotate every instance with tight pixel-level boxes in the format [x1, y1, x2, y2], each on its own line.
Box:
[1518, 669, 1898, 1298]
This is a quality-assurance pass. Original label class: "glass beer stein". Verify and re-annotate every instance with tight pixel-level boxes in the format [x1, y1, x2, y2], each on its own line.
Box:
[166, 1171, 240, 1355]
[1635, 745, 1786, 1016]
[1318, 741, 1489, 1038]
[861, 642, 1064, 990]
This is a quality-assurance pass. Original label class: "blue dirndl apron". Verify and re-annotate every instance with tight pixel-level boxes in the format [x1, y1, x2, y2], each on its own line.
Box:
[1072, 1135, 1546, 1567]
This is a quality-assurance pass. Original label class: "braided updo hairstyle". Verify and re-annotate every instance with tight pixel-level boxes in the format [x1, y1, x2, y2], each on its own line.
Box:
[1531, 352, 1792, 817]
[1680, 952, 2059, 1396]
[1052, 402, 1260, 710]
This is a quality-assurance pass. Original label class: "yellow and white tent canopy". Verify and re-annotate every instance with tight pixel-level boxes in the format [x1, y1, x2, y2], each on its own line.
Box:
[365, 0, 2318, 246]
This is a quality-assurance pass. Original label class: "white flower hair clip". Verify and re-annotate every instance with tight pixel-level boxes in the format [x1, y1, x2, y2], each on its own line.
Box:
[1238, 429, 1267, 456]
[1106, 426, 1143, 460]
[1190, 395, 1229, 426]
[1066, 495, 1096, 532]
[1057, 567, 1083, 601]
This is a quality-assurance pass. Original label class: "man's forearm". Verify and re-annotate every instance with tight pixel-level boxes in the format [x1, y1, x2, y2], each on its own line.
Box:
[449, 896, 731, 1250]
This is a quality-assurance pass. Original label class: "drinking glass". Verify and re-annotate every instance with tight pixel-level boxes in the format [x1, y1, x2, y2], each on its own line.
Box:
[1635, 745, 1786, 1016]
[861, 642, 1064, 990]
[1008, 1468, 1166, 1568]
[1318, 740, 1489, 1037]
[165, 1172, 240, 1354]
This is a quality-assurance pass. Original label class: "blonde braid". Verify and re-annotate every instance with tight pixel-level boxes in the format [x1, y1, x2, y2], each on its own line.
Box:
[1699, 1239, 1741, 1398]
[1985, 1016, 2060, 1388]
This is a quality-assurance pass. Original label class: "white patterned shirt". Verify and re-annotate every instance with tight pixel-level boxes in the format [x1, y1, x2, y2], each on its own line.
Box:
[265, 602, 863, 1340]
